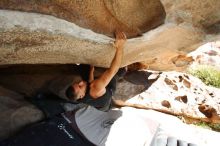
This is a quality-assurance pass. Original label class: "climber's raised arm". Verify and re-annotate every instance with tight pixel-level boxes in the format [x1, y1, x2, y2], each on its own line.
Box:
[89, 31, 126, 98]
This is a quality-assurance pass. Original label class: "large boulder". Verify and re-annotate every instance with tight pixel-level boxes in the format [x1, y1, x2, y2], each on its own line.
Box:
[0, 0, 220, 71]
[0, 10, 202, 70]
[161, 0, 220, 29]
[0, 0, 166, 38]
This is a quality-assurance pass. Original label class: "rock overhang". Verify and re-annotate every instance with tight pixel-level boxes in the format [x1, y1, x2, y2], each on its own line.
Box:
[0, 9, 171, 68]
[0, 9, 203, 70]
[0, 0, 166, 38]
[1, 0, 220, 71]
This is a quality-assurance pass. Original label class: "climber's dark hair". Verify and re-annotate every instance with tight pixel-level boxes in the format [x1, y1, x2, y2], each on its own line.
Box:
[65, 85, 78, 101]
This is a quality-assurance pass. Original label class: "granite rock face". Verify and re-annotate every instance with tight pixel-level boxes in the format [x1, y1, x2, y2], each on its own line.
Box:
[0, 86, 44, 139]
[127, 71, 220, 123]
[188, 41, 220, 70]
[0, 0, 220, 71]
[0, 0, 166, 38]
[161, 0, 220, 29]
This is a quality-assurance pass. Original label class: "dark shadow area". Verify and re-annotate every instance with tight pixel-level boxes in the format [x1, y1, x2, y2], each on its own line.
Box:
[0, 64, 83, 75]
[0, 64, 159, 99]
[0, 64, 100, 96]
[203, 20, 220, 34]
[124, 70, 161, 90]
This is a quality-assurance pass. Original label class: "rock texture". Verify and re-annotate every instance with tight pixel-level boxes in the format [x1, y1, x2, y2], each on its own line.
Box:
[0, 86, 43, 139]
[0, 10, 202, 70]
[126, 71, 220, 123]
[188, 41, 220, 70]
[0, 0, 220, 71]
[0, 0, 166, 38]
[161, 0, 220, 29]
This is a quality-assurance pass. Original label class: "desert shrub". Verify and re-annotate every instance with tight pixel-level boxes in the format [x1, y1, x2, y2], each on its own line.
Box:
[188, 65, 220, 88]
[195, 122, 220, 132]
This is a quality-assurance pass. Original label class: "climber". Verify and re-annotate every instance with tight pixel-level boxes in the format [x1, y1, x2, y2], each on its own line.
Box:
[65, 31, 127, 111]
